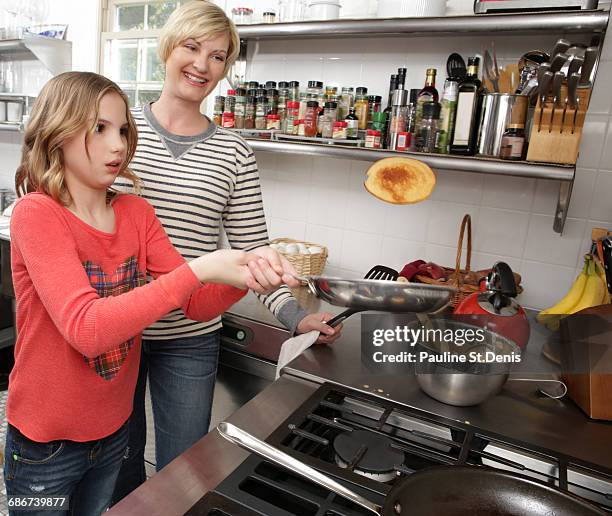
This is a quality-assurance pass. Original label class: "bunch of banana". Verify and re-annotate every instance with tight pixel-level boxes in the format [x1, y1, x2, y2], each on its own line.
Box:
[537, 254, 610, 331]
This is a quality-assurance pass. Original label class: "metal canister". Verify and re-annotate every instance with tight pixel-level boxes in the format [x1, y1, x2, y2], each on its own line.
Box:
[477, 94, 527, 157]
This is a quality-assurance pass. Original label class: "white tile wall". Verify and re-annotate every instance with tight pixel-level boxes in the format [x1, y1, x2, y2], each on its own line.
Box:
[245, 8, 612, 311]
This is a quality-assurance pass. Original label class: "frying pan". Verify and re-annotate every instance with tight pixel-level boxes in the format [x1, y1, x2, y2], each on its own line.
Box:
[297, 276, 455, 315]
[218, 422, 606, 516]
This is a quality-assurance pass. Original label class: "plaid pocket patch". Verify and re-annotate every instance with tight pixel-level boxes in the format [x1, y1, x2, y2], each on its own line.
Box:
[82, 256, 145, 381]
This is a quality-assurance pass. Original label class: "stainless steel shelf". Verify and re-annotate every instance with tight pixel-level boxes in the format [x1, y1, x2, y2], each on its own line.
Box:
[0, 122, 22, 132]
[247, 138, 575, 234]
[236, 10, 609, 39]
[247, 138, 574, 181]
[0, 34, 72, 75]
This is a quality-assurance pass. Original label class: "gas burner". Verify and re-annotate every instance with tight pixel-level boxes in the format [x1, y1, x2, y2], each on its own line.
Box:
[333, 430, 404, 482]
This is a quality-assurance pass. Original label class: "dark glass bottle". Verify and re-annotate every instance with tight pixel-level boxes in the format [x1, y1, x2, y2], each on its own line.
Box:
[415, 68, 439, 132]
[345, 107, 359, 140]
[450, 57, 483, 156]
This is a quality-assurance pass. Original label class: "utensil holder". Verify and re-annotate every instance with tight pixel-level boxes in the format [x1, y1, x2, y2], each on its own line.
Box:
[526, 84, 591, 165]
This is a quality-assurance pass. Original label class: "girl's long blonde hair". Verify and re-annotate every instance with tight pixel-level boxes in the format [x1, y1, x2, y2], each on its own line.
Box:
[15, 71, 141, 205]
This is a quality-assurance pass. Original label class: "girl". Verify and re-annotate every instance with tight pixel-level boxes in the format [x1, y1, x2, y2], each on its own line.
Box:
[112, 1, 343, 501]
[3, 71, 296, 515]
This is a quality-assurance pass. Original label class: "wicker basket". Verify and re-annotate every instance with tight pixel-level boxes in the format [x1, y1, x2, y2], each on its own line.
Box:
[270, 238, 328, 276]
[414, 214, 523, 308]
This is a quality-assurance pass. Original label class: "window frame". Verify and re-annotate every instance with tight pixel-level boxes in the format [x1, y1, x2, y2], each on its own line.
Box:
[99, 0, 171, 107]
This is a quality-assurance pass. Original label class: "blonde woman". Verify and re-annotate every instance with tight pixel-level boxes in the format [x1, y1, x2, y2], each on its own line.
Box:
[111, 0, 342, 501]
[4, 71, 294, 515]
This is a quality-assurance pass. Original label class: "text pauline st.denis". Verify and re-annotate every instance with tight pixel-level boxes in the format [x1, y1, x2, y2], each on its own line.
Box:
[360, 313, 522, 375]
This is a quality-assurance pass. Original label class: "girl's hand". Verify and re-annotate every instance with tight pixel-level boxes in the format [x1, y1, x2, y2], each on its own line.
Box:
[189, 249, 297, 295]
[189, 249, 258, 290]
[249, 246, 300, 289]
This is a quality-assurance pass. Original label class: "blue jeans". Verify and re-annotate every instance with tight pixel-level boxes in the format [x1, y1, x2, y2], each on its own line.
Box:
[4, 421, 129, 516]
[111, 332, 220, 503]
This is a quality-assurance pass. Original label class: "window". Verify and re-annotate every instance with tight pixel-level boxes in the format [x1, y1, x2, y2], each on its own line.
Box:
[100, 0, 184, 107]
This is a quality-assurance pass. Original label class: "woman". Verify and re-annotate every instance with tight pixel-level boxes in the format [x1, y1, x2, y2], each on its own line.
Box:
[112, 0, 342, 502]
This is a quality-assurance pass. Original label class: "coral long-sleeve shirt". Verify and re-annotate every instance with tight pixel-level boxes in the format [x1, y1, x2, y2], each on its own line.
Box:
[7, 192, 246, 442]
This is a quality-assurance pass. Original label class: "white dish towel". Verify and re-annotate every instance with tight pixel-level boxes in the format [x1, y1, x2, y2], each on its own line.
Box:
[276, 330, 319, 379]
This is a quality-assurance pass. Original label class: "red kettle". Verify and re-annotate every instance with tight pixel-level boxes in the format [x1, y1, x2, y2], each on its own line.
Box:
[454, 262, 530, 349]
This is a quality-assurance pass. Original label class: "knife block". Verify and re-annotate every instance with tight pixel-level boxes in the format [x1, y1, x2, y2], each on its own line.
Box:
[559, 304, 612, 421]
[526, 85, 591, 165]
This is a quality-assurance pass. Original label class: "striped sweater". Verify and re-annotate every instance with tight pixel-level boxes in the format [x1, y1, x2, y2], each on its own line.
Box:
[114, 104, 306, 339]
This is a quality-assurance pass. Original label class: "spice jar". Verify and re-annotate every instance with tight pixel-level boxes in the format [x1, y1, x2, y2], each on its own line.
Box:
[213, 95, 225, 126]
[266, 114, 281, 130]
[354, 87, 369, 130]
[500, 124, 526, 160]
[297, 119, 305, 136]
[339, 86, 354, 120]
[395, 132, 410, 151]
[255, 97, 268, 129]
[284, 101, 300, 134]
[304, 100, 319, 137]
[222, 112, 235, 128]
[266, 88, 279, 114]
[332, 121, 348, 140]
[365, 129, 382, 149]
[415, 101, 440, 153]
[289, 81, 300, 102]
[224, 90, 236, 114]
[263, 11, 276, 23]
[234, 89, 246, 129]
[231, 7, 253, 24]
[245, 96, 256, 129]
[321, 101, 338, 138]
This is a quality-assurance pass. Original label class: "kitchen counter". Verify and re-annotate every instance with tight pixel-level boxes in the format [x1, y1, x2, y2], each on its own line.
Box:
[109, 375, 319, 516]
[282, 309, 612, 471]
[110, 288, 611, 515]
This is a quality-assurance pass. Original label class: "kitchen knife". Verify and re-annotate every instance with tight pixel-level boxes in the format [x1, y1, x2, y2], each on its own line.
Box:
[549, 52, 569, 73]
[537, 62, 551, 86]
[538, 70, 553, 131]
[563, 72, 580, 133]
[566, 55, 584, 79]
[550, 38, 571, 60]
[550, 71, 564, 132]
[579, 46, 598, 87]
[567, 72, 581, 134]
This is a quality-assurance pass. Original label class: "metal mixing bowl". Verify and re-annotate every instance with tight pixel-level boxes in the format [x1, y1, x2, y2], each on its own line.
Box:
[413, 320, 522, 406]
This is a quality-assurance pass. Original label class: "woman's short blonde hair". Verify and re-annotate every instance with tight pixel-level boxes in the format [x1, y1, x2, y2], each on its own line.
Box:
[15, 71, 141, 205]
[157, 0, 240, 75]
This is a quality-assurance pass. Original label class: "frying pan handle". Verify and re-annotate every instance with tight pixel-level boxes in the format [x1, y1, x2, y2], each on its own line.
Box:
[217, 422, 383, 516]
[327, 308, 362, 328]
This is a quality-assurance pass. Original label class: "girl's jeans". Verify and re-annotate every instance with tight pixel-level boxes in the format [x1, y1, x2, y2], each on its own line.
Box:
[4, 421, 129, 516]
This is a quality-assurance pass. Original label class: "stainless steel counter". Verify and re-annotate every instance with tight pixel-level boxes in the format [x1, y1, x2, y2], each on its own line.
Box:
[283, 311, 612, 471]
[108, 375, 319, 516]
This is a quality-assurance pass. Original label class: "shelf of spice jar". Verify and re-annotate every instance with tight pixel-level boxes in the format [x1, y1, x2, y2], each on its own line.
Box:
[235, 10, 608, 39]
[230, 128, 281, 139]
[275, 133, 366, 146]
[245, 138, 575, 182]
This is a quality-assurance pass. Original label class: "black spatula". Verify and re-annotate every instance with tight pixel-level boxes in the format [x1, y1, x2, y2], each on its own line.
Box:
[326, 265, 399, 328]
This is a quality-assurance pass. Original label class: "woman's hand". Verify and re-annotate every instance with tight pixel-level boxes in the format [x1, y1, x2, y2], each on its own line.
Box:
[296, 312, 343, 345]
[248, 246, 300, 292]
